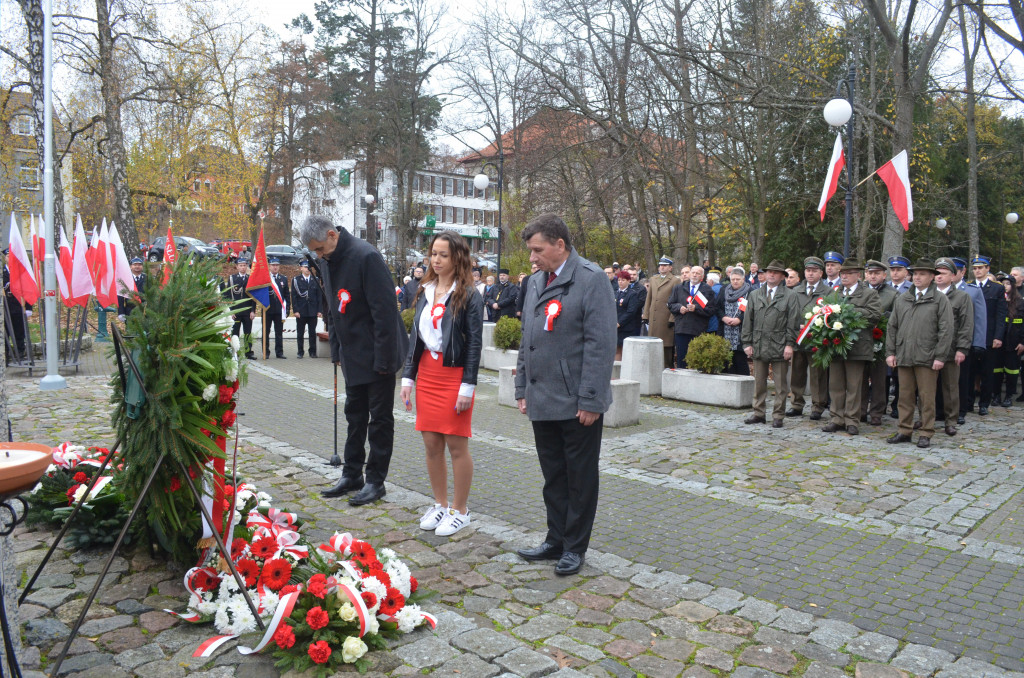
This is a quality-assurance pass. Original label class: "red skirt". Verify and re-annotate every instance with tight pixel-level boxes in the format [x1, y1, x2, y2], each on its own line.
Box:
[414, 351, 474, 437]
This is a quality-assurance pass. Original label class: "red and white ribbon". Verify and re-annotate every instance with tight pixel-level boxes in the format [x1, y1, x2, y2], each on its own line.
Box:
[430, 302, 445, 329]
[337, 583, 372, 637]
[318, 532, 354, 557]
[274, 531, 309, 560]
[336, 559, 364, 583]
[338, 289, 351, 313]
[797, 297, 834, 345]
[193, 634, 236, 657]
[164, 608, 202, 623]
[544, 300, 562, 331]
[421, 611, 438, 629]
[268, 508, 297, 531]
[237, 589, 301, 655]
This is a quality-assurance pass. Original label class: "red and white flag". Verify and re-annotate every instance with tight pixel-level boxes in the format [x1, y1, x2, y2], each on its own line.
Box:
[56, 224, 72, 305]
[738, 296, 747, 312]
[7, 214, 38, 306]
[70, 216, 95, 306]
[876, 150, 913, 231]
[818, 133, 846, 221]
[108, 222, 135, 296]
[693, 289, 709, 309]
[95, 220, 117, 308]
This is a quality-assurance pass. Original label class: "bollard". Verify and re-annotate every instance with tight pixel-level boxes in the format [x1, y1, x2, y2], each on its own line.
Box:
[620, 336, 664, 395]
[94, 304, 117, 342]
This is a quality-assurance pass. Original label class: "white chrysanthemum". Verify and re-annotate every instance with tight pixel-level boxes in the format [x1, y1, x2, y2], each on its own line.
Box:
[213, 603, 233, 634]
[395, 604, 422, 633]
[230, 335, 240, 352]
[341, 636, 368, 663]
[203, 384, 218, 401]
[378, 548, 397, 562]
[218, 576, 240, 597]
[338, 602, 357, 622]
[833, 321, 844, 330]
[224, 358, 238, 381]
[256, 491, 272, 507]
[360, 576, 387, 606]
[196, 599, 219, 616]
[260, 590, 280, 617]
[813, 317, 823, 327]
[385, 561, 412, 598]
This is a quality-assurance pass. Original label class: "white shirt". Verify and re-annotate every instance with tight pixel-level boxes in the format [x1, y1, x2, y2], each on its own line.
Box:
[402, 281, 474, 397]
[938, 285, 951, 295]
[842, 282, 858, 296]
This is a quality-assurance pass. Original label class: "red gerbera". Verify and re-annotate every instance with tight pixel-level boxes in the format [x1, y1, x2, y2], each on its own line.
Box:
[307, 573, 328, 599]
[349, 540, 374, 561]
[236, 558, 259, 587]
[306, 606, 329, 630]
[218, 384, 234, 404]
[308, 640, 331, 664]
[360, 591, 378, 609]
[259, 558, 292, 591]
[66, 484, 81, 504]
[273, 623, 295, 649]
[410, 575, 418, 594]
[190, 568, 221, 593]
[873, 327, 883, 339]
[250, 535, 277, 559]
[73, 471, 88, 483]
[230, 537, 249, 560]
[379, 587, 405, 616]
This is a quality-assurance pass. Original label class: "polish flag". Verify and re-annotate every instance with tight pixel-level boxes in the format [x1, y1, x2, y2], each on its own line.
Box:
[29, 214, 41, 288]
[85, 226, 98, 286]
[876, 150, 914, 231]
[162, 225, 177, 284]
[738, 296, 747, 312]
[692, 289, 709, 309]
[70, 216, 95, 306]
[56, 224, 73, 305]
[818, 133, 846, 221]
[108, 222, 134, 296]
[95, 220, 117, 308]
[7, 214, 38, 305]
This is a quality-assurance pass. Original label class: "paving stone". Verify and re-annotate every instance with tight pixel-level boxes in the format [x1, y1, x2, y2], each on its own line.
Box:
[890, 643, 956, 676]
[395, 636, 460, 669]
[650, 616, 697, 639]
[566, 627, 615, 646]
[650, 638, 695, 662]
[64, 667, 130, 678]
[694, 646, 733, 671]
[513, 587, 557, 604]
[17, 603, 48, 621]
[738, 645, 797, 674]
[495, 646, 559, 678]
[153, 624, 212, 651]
[753, 626, 807, 651]
[735, 598, 779, 625]
[78, 614, 133, 636]
[803, 663, 847, 678]
[465, 595, 502, 613]
[188, 669, 236, 678]
[699, 588, 744, 613]
[604, 639, 647, 660]
[563, 590, 615, 610]
[706, 613, 755, 636]
[576, 608, 613, 625]
[627, 587, 678, 610]
[451, 628, 521, 660]
[513, 614, 573, 641]
[854, 663, 909, 678]
[477, 584, 514, 600]
[593, 658, 637, 678]
[545, 634, 606, 662]
[935, 656, 1010, 677]
[627, 654, 687, 678]
[731, 668, 784, 678]
[547, 669, 590, 678]
[770, 607, 815, 633]
[52, 652, 108, 676]
[675, 582, 714, 600]
[810, 619, 861, 650]
[685, 630, 745, 652]
[114, 599, 153, 615]
[34, 573, 74, 588]
[797, 642, 852, 668]
[113, 642, 165, 669]
[133, 661, 185, 678]
[429, 609, 479, 640]
[680, 668, 714, 678]
[543, 598, 579, 617]
[23, 587, 78, 608]
[23, 617, 71, 646]
[610, 620, 653, 639]
[846, 632, 900, 662]
[664, 601, 717, 622]
[139, 609, 178, 633]
[96, 626, 148, 653]
[433, 652, 502, 678]
[582, 576, 630, 597]
[610, 600, 657, 620]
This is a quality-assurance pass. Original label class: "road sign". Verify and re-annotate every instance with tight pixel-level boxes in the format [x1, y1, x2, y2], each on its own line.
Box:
[425, 215, 436, 228]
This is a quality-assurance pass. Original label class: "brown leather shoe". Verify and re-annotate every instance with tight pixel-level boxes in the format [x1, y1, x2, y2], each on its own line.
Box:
[869, 416, 882, 426]
[912, 420, 922, 430]
[846, 425, 859, 436]
[772, 418, 784, 428]
[887, 433, 912, 444]
[744, 414, 766, 424]
[821, 422, 840, 433]
[945, 425, 957, 436]
[917, 436, 931, 448]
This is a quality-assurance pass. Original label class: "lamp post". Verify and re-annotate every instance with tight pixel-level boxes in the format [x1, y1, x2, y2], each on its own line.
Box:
[1001, 212, 1019, 266]
[823, 63, 856, 260]
[474, 147, 504, 272]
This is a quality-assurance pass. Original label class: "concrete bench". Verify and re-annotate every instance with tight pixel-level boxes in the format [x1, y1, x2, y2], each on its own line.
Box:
[662, 368, 754, 408]
[621, 336, 664, 395]
[604, 379, 641, 427]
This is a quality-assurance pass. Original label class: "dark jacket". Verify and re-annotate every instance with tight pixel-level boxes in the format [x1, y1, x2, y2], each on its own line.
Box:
[1005, 297, 1024, 348]
[400, 277, 421, 311]
[117, 273, 147, 316]
[224, 273, 255, 317]
[667, 281, 716, 335]
[793, 280, 832, 353]
[977, 279, 1008, 347]
[741, 283, 800, 361]
[615, 284, 643, 342]
[516, 273, 535, 317]
[490, 281, 519, 320]
[402, 286, 484, 386]
[321, 229, 408, 385]
[835, 284, 883, 361]
[291, 274, 322, 317]
[943, 286, 974, 362]
[268, 272, 289, 315]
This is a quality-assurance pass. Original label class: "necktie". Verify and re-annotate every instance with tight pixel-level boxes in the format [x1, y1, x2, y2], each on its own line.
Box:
[546, 272, 557, 287]
[769, 287, 774, 301]
[691, 286, 696, 297]
[917, 291, 922, 301]
[807, 286, 813, 296]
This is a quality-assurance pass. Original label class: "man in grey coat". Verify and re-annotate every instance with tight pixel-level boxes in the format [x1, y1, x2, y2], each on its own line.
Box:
[514, 213, 617, 576]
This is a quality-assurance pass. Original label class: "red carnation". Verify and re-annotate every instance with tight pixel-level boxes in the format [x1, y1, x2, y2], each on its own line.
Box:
[73, 471, 88, 483]
[260, 558, 292, 591]
[236, 558, 259, 587]
[218, 384, 234, 404]
[227, 400, 237, 411]
[66, 484, 81, 504]
[306, 606, 330, 630]
[360, 591, 378, 609]
[307, 573, 328, 599]
[379, 587, 405, 616]
[250, 535, 277, 559]
[873, 327, 883, 339]
[812, 347, 818, 353]
[223, 484, 235, 498]
[410, 576, 418, 594]
[220, 410, 237, 428]
[230, 537, 249, 560]
[273, 623, 295, 649]
[232, 380, 239, 390]
[169, 476, 182, 492]
[280, 584, 299, 595]
[308, 640, 332, 664]
[833, 337, 841, 345]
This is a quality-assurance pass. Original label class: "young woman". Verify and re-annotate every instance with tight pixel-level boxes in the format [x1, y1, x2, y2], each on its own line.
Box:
[400, 232, 483, 536]
[998, 281, 1024, 406]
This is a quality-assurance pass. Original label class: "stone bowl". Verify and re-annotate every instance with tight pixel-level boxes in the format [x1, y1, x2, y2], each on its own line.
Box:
[0, 442, 54, 499]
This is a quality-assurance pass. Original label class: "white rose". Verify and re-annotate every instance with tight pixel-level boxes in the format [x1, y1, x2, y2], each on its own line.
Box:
[813, 317, 823, 327]
[364, 615, 380, 635]
[830, 304, 841, 312]
[833, 321, 844, 330]
[72, 484, 89, 504]
[341, 636, 368, 663]
[804, 311, 813, 320]
[203, 384, 218, 401]
[338, 602, 357, 622]
[812, 305, 821, 314]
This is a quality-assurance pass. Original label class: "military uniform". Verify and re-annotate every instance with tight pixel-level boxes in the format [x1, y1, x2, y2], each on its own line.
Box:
[225, 264, 256, 358]
[969, 256, 1007, 414]
[954, 258, 986, 421]
[291, 265, 322, 358]
[643, 256, 679, 367]
[262, 260, 290, 359]
[789, 257, 830, 419]
[860, 260, 898, 424]
[933, 258, 973, 432]
[886, 255, 912, 417]
[117, 258, 147, 318]
[3, 264, 32, 362]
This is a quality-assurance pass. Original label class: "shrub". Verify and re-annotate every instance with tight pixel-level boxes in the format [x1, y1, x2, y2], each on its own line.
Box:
[494, 317, 522, 351]
[401, 308, 415, 333]
[685, 333, 733, 375]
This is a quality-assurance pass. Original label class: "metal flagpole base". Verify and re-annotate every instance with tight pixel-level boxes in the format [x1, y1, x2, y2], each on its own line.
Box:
[39, 374, 67, 390]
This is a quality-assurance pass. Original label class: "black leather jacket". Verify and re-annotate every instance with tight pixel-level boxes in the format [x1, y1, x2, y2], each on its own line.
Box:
[402, 287, 484, 385]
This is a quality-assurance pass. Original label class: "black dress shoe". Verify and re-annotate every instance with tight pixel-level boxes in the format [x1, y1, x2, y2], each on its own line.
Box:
[277, 355, 287, 359]
[859, 414, 868, 423]
[979, 406, 989, 416]
[348, 482, 386, 506]
[309, 353, 318, 358]
[917, 436, 931, 448]
[846, 425, 859, 436]
[957, 413, 966, 425]
[772, 419, 784, 428]
[1017, 394, 1024, 402]
[889, 409, 898, 419]
[517, 542, 563, 561]
[785, 408, 802, 417]
[245, 352, 257, 359]
[809, 411, 823, 421]
[555, 552, 585, 576]
[887, 433, 912, 444]
[821, 422, 840, 433]
[744, 414, 766, 424]
[297, 354, 304, 359]
[945, 425, 957, 436]
[321, 475, 364, 498]
[1002, 398, 1013, 408]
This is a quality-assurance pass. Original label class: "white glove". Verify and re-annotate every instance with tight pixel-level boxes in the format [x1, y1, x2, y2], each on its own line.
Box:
[25, 310, 32, 318]
[118, 315, 126, 323]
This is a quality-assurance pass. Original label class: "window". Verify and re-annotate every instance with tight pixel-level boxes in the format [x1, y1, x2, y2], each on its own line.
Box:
[444, 206, 453, 223]
[194, 180, 200, 192]
[11, 115, 33, 136]
[456, 207, 464, 224]
[412, 175, 420, 192]
[432, 176, 441, 194]
[204, 180, 212, 190]
[18, 162, 39, 191]
[445, 178, 453, 195]
[467, 209, 475, 226]
[456, 180, 464, 197]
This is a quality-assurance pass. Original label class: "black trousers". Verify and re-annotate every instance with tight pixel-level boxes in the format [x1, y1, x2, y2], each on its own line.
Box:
[262, 313, 284, 357]
[969, 348, 998, 407]
[959, 353, 974, 414]
[674, 333, 697, 368]
[532, 416, 603, 554]
[296, 316, 317, 356]
[342, 374, 396, 485]
[232, 313, 254, 356]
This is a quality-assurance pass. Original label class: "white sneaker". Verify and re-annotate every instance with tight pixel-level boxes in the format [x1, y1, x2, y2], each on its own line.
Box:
[435, 508, 470, 537]
[419, 504, 447, 531]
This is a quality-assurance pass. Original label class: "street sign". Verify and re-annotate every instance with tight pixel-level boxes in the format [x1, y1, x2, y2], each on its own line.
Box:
[338, 169, 350, 186]
[425, 215, 436, 228]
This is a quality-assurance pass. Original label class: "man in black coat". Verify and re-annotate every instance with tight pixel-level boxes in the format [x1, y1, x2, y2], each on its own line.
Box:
[224, 256, 257, 359]
[117, 257, 147, 319]
[969, 256, 1008, 415]
[262, 257, 289, 359]
[291, 260, 323, 358]
[300, 216, 408, 506]
[667, 265, 716, 368]
[489, 268, 519, 320]
[400, 266, 423, 311]
[3, 256, 32, 362]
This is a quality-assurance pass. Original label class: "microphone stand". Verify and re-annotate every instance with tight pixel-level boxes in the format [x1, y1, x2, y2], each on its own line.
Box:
[304, 256, 342, 468]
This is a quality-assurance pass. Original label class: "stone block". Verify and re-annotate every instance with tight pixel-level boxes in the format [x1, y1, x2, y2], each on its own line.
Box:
[498, 366, 517, 407]
[495, 647, 558, 678]
[483, 347, 519, 371]
[621, 336, 664, 394]
[483, 322, 496, 350]
[604, 379, 640, 428]
[662, 368, 754, 408]
[611, 360, 622, 379]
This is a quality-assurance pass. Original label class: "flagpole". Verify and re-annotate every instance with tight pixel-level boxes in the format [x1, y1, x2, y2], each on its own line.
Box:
[855, 168, 879, 189]
[40, 0, 66, 390]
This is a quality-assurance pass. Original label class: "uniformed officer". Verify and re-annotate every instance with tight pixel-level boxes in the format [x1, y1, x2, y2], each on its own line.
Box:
[643, 256, 679, 367]
[225, 256, 257, 359]
[117, 257, 147, 320]
[969, 255, 1007, 415]
[932, 258, 973, 436]
[291, 260, 322, 358]
[788, 256, 830, 419]
[823, 251, 844, 288]
[262, 257, 290, 359]
[887, 256, 912, 294]
[860, 259, 898, 425]
[953, 257, 986, 423]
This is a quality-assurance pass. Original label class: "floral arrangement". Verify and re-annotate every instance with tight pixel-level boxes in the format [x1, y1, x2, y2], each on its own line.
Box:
[872, 315, 888, 362]
[797, 291, 869, 369]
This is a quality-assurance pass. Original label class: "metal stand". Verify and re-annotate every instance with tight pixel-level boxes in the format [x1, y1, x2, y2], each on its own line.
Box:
[24, 326, 264, 678]
[306, 257, 342, 467]
[1, 497, 27, 678]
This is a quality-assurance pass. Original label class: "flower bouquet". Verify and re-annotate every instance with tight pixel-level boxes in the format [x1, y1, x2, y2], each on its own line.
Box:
[797, 291, 869, 369]
[872, 315, 888, 362]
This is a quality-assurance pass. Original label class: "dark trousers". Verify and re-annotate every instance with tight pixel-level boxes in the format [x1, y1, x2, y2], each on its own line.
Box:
[232, 313, 254, 356]
[262, 313, 284, 357]
[969, 348, 998, 407]
[674, 333, 697, 368]
[342, 374, 396, 485]
[296, 316, 318, 356]
[958, 353, 973, 414]
[727, 348, 749, 376]
[532, 416, 603, 554]
[995, 347, 1022, 399]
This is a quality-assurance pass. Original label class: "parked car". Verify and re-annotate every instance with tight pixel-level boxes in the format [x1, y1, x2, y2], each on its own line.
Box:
[477, 255, 498, 271]
[264, 245, 305, 265]
[406, 248, 426, 266]
[147, 236, 222, 262]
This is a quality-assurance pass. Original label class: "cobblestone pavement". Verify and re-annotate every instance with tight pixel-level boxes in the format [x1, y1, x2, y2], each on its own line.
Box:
[6, 342, 1024, 677]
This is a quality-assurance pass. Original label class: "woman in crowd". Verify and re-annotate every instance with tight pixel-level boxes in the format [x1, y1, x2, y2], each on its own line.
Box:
[997, 280, 1024, 406]
[615, 270, 643, 359]
[400, 232, 483, 537]
[717, 268, 751, 375]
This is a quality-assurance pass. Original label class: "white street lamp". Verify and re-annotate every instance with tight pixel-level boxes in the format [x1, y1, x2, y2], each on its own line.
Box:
[935, 218, 947, 230]
[473, 173, 489, 192]
[1007, 212, 1019, 225]
[364, 193, 375, 207]
[823, 98, 852, 127]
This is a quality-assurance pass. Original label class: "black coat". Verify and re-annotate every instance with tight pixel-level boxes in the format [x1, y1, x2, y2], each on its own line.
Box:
[668, 281, 716, 335]
[117, 273, 146, 315]
[615, 285, 643, 342]
[490, 281, 519, 320]
[402, 287, 484, 385]
[321, 229, 408, 386]
[268, 273, 289, 315]
[400, 278, 421, 311]
[291, 274, 323, 317]
[224, 273, 255, 317]
[977, 279, 1008, 347]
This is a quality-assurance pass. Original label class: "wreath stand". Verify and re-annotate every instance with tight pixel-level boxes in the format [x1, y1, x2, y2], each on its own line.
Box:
[19, 325, 264, 677]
